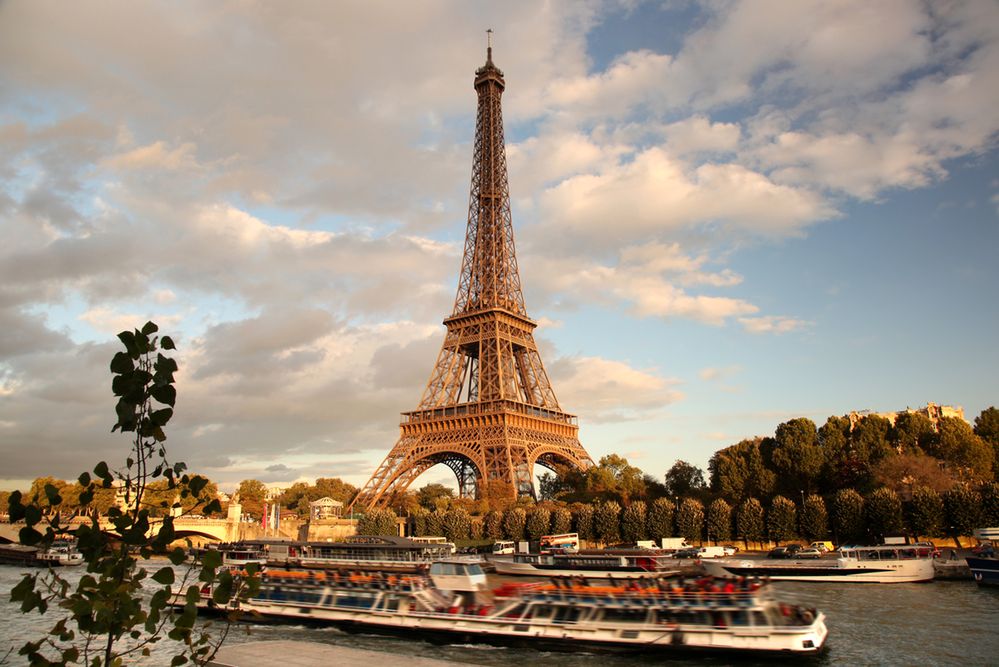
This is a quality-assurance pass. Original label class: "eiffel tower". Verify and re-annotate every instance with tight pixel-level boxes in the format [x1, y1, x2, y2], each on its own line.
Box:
[350, 41, 594, 510]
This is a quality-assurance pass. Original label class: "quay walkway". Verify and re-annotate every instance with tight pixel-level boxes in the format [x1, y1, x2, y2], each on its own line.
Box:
[209, 640, 471, 667]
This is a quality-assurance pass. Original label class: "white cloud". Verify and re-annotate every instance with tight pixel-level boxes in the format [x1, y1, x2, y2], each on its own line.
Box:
[738, 316, 811, 335]
[549, 355, 683, 423]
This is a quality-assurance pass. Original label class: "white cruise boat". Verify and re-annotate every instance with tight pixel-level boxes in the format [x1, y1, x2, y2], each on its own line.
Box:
[492, 549, 678, 578]
[702, 545, 936, 583]
[182, 563, 828, 656]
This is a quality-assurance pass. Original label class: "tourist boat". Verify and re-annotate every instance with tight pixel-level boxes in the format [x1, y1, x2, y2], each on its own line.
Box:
[184, 563, 827, 656]
[967, 527, 999, 586]
[702, 545, 935, 583]
[198, 535, 456, 572]
[0, 540, 83, 567]
[492, 548, 679, 579]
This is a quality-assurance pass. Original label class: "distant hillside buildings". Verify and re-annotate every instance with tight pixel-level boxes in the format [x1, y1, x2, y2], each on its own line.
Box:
[848, 402, 965, 430]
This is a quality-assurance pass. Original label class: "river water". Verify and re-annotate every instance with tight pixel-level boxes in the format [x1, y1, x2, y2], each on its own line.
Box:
[1, 564, 997, 665]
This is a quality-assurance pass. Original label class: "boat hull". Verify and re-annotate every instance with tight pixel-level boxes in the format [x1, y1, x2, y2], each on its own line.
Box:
[240, 599, 827, 656]
[965, 557, 999, 587]
[702, 558, 935, 583]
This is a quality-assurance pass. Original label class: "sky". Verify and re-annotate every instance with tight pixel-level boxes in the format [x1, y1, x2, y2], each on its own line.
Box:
[1, 0, 997, 494]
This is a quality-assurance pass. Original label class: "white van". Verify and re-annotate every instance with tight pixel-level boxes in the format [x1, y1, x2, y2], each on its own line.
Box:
[698, 546, 737, 558]
[492, 540, 515, 555]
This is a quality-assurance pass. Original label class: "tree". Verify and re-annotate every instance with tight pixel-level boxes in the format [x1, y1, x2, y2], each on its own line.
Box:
[771, 418, 823, 495]
[558, 454, 648, 504]
[943, 484, 982, 539]
[736, 498, 765, 548]
[594, 501, 622, 544]
[427, 508, 446, 537]
[551, 506, 572, 535]
[981, 481, 999, 527]
[357, 508, 398, 536]
[891, 412, 936, 454]
[907, 486, 944, 538]
[974, 407, 999, 480]
[236, 479, 267, 519]
[664, 460, 707, 500]
[313, 477, 357, 505]
[8, 322, 250, 666]
[573, 504, 594, 541]
[832, 488, 866, 544]
[410, 508, 430, 536]
[502, 508, 527, 541]
[483, 510, 504, 540]
[872, 452, 955, 498]
[799, 494, 828, 542]
[675, 498, 704, 543]
[27, 477, 70, 515]
[931, 417, 993, 482]
[646, 497, 675, 541]
[709, 438, 776, 501]
[416, 483, 454, 511]
[865, 487, 904, 541]
[621, 501, 647, 543]
[767, 496, 797, 544]
[443, 507, 471, 542]
[526, 507, 552, 541]
[706, 499, 732, 543]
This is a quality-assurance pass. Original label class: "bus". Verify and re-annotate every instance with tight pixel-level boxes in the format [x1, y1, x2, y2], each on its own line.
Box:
[540, 533, 579, 554]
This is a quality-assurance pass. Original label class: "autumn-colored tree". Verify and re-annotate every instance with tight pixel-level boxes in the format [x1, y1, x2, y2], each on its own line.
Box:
[872, 452, 955, 498]
[551, 506, 572, 535]
[236, 479, 267, 519]
[483, 510, 504, 540]
[526, 507, 552, 541]
[417, 483, 455, 511]
[573, 504, 594, 541]
[502, 508, 527, 541]
[357, 508, 398, 536]
[443, 507, 471, 541]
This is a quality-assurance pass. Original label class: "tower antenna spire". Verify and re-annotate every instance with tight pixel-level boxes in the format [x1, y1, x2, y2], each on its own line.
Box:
[487, 28, 493, 63]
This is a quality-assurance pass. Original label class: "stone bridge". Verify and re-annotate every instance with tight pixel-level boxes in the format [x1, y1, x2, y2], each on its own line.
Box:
[0, 504, 304, 547]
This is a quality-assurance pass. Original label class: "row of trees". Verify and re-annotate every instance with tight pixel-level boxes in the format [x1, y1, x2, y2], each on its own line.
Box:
[358, 480, 999, 547]
[710, 408, 999, 503]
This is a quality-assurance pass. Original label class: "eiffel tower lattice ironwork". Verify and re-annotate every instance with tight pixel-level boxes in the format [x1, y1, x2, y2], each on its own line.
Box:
[349, 43, 594, 511]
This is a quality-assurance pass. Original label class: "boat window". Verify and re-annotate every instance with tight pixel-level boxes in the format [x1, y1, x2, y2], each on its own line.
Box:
[751, 611, 769, 627]
[602, 608, 647, 623]
[552, 606, 580, 624]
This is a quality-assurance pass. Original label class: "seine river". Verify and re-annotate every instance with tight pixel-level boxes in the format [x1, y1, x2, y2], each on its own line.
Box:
[1, 564, 997, 665]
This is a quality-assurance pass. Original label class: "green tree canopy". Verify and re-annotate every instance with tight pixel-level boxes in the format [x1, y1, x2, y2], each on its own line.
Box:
[676, 498, 704, 543]
[483, 510, 504, 540]
[907, 486, 944, 538]
[865, 487, 904, 541]
[526, 507, 552, 541]
[931, 417, 993, 481]
[737, 498, 765, 547]
[594, 501, 622, 544]
[236, 479, 268, 518]
[621, 501, 647, 543]
[767, 495, 797, 544]
[573, 504, 594, 541]
[503, 507, 527, 541]
[891, 412, 937, 454]
[706, 498, 732, 543]
[357, 508, 398, 536]
[832, 488, 866, 543]
[771, 418, 823, 495]
[664, 460, 707, 500]
[943, 484, 982, 537]
[417, 483, 455, 511]
[800, 494, 828, 542]
[646, 497, 675, 541]
[551, 506, 573, 535]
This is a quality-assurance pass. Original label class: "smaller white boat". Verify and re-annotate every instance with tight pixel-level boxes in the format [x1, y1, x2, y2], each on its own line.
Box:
[702, 545, 935, 583]
[492, 549, 678, 578]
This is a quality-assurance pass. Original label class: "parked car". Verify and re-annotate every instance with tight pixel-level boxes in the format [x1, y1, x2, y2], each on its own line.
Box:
[796, 547, 823, 559]
[785, 544, 803, 556]
[808, 541, 834, 553]
[972, 541, 994, 556]
[697, 546, 737, 558]
[768, 547, 790, 559]
[673, 547, 700, 559]
[721, 544, 740, 554]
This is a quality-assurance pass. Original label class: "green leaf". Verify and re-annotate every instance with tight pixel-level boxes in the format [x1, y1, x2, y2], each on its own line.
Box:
[110, 351, 135, 374]
[141, 320, 159, 336]
[78, 472, 91, 486]
[201, 549, 222, 570]
[161, 335, 176, 350]
[117, 329, 138, 356]
[168, 547, 187, 565]
[150, 384, 177, 407]
[151, 408, 174, 427]
[185, 585, 201, 604]
[188, 475, 208, 496]
[171, 655, 189, 666]
[24, 504, 42, 527]
[203, 499, 222, 515]
[94, 461, 113, 485]
[152, 567, 175, 585]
